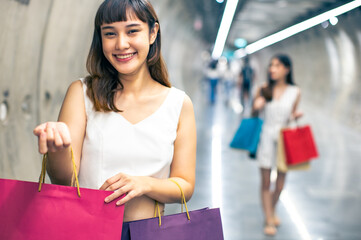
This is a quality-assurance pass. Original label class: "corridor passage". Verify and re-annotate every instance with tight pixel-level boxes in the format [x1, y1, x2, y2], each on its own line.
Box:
[174, 87, 361, 240]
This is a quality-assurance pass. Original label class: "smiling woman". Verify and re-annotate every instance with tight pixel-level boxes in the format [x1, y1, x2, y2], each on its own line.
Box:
[100, 20, 159, 77]
[86, 0, 170, 112]
[32, 0, 197, 239]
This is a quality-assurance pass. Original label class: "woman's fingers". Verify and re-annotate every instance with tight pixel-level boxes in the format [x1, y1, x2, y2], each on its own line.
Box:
[58, 123, 71, 147]
[105, 187, 127, 204]
[53, 128, 64, 150]
[105, 186, 137, 206]
[116, 191, 136, 206]
[34, 122, 72, 154]
[38, 131, 48, 154]
[100, 174, 121, 191]
[46, 124, 56, 152]
[33, 123, 47, 136]
[101, 173, 142, 205]
[103, 181, 127, 203]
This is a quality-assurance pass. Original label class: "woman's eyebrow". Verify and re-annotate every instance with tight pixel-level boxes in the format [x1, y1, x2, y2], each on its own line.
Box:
[101, 26, 115, 30]
[101, 23, 141, 30]
[126, 23, 141, 28]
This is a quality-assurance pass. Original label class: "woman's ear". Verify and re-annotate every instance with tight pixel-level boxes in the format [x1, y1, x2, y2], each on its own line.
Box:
[149, 22, 159, 45]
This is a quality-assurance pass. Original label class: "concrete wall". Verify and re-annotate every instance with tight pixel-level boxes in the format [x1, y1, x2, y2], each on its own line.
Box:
[251, 10, 361, 132]
[4, 0, 359, 182]
[0, 0, 206, 181]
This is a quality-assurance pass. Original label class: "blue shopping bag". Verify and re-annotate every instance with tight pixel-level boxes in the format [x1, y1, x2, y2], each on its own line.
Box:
[230, 117, 263, 155]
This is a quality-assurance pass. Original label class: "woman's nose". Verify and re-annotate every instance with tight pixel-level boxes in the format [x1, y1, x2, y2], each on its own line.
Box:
[115, 35, 130, 50]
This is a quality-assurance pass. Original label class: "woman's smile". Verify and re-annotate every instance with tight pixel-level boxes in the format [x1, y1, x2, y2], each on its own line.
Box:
[113, 52, 137, 62]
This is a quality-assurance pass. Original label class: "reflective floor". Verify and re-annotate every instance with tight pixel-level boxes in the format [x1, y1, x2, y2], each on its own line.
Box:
[166, 83, 361, 240]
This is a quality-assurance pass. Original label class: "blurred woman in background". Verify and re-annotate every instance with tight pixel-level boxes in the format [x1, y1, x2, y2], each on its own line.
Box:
[253, 54, 302, 236]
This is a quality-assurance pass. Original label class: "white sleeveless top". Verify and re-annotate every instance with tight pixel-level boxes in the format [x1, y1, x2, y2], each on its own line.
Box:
[257, 85, 300, 168]
[78, 79, 185, 189]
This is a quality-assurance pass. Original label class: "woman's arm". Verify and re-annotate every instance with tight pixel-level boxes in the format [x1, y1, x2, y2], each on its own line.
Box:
[291, 87, 303, 120]
[33, 80, 86, 185]
[252, 85, 266, 113]
[159, 94, 197, 202]
[101, 94, 196, 205]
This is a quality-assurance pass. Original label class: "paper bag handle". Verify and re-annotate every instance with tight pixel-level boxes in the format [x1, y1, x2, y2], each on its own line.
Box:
[38, 147, 81, 197]
[153, 179, 190, 226]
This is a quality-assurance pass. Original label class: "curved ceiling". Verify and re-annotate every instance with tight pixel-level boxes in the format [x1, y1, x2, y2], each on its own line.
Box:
[183, 0, 355, 50]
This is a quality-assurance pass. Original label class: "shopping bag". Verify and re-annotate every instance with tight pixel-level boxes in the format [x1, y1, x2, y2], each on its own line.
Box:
[0, 148, 125, 240]
[277, 130, 310, 173]
[128, 180, 224, 240]
[281, 125, 318, 166]
[230, 117, 263, 155]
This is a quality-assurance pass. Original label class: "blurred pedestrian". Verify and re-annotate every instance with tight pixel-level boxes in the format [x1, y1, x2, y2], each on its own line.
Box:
[239, 56, 254, 108]
[252, 54, 303, 236]
[222, 62, 236, 105]
[205, 60, 220, 104]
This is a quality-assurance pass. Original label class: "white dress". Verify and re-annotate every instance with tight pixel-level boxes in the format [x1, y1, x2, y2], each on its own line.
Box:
[257, 85, 299, 169]
[78, 79, 185, 189]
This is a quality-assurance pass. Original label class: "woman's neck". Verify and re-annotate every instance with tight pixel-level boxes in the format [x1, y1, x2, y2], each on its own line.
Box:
[274, 78, 287, 87]
[118, 67, 154, 95]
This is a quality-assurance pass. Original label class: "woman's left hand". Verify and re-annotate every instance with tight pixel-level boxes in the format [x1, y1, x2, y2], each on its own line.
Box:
[293, 111, 303, 119]
[99, 173, 150, 206]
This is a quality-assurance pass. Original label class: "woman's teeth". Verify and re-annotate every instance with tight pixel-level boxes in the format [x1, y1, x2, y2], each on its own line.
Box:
[116, 53, 134, 59]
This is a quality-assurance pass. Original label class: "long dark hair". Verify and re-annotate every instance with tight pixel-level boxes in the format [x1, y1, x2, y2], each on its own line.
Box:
[261, 54, 295, 101]
[85, 0, 170, 112]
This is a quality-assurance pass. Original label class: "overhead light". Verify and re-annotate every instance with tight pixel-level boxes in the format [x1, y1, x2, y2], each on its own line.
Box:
[321, 21, 329, 29]
[216, 0, 225, 3]
[329, 16, 339, 25]
[211, 0, 239, 59]
[234, 38, 247, 48]
[234, 0, 361, 56]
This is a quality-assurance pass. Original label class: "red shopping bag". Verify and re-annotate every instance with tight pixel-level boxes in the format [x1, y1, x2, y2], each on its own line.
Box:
[282, 125, 319, 165]
[0, 149, 125, 240]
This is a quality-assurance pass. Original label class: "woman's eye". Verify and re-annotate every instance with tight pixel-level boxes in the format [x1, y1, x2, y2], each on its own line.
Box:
[104, 32, 116, 36]
[128, 29, 139, 34]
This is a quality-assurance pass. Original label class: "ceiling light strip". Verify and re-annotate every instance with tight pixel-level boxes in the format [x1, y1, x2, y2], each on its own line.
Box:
[235, 0, 361, 56]
[212, 0, 239, 59]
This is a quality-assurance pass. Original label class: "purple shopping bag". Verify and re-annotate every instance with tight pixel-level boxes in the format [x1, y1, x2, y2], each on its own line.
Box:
[129, 179, 224, 240]
[129, 207, 224, 240]
[0, 149, 125, 240]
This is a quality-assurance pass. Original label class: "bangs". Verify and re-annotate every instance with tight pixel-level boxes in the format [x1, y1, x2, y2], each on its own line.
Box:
[95, 0, 150, 26]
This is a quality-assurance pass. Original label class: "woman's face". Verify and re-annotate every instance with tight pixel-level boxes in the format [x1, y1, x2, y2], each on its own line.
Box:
[268, 58, 289, 82]
[100, 13, 158, 77]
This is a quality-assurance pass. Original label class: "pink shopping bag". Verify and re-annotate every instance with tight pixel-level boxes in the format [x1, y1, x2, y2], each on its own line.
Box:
[0, 150, 125, 240]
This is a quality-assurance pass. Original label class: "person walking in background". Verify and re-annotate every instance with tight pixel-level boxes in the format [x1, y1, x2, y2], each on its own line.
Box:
[33, 0, 197, 239]
[239, 56, 254, 109]
[205, 59, 220, 104]
[222, 61, 236, 106]
[252, 54, 303, 236]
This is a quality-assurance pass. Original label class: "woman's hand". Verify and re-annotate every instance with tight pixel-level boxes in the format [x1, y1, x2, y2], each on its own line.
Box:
[253, 96, 266, 111]
[33, 122, 72, 154]
[293, 111, 304, 120]
[100, 173, 151, 206]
